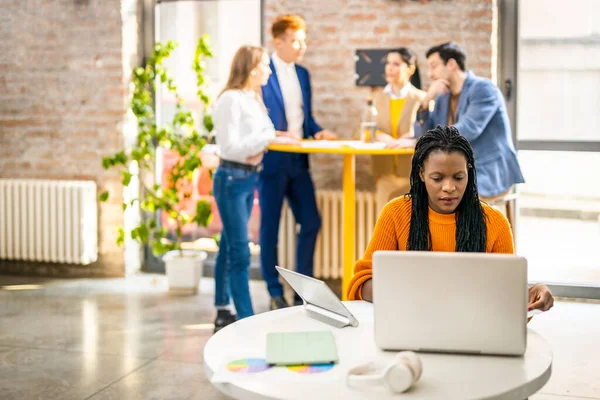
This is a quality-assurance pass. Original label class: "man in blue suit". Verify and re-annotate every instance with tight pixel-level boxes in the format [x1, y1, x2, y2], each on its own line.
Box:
[414, 42, 524, 200]
[260, 15, 337, 309]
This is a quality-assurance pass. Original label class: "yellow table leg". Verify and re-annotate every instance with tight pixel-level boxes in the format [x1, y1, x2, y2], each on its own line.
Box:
[341, 154, 355, 300]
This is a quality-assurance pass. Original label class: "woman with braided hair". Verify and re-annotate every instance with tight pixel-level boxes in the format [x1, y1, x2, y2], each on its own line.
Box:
[347, 125, 553, 312]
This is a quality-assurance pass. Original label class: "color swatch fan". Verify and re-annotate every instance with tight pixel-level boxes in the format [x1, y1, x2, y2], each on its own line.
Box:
[226, 358, 272, 373]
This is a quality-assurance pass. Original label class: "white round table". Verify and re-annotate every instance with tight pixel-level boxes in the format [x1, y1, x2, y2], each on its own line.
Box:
[204, 301, 552, 400]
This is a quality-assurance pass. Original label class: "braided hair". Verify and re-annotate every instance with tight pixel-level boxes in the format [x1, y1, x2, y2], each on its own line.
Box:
[407, 125, 487, 252]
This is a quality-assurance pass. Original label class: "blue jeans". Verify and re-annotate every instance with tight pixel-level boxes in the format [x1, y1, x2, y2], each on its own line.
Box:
[213, 164, 258, 319]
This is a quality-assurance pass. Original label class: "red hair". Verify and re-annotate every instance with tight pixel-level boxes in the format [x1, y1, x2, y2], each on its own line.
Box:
[271, 14, 306, 38]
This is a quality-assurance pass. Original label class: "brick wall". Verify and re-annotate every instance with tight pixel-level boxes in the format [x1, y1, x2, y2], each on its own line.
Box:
[263, 0, 496, 190]
[0, 0, 494, 276]
[0, 0, 138, 277]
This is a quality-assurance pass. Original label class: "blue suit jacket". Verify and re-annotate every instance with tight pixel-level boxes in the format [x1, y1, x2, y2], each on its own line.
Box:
[261, 59, 322, 175]
[414, 71, 524, 197]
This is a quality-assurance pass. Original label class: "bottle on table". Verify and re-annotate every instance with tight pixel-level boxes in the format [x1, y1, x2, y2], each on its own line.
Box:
[360, 98, 377, 143]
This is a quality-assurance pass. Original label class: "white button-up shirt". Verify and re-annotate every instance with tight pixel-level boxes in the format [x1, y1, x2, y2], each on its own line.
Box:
[213, 90, 275, 163]
[272, 53, 304, 139]
[383, 82, 411, 99]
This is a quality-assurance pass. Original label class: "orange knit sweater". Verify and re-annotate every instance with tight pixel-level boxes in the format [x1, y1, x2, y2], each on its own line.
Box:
[347, 196, 515, 300]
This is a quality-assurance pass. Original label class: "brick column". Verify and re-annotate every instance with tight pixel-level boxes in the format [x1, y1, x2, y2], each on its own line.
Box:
[0, 0, 140, 277]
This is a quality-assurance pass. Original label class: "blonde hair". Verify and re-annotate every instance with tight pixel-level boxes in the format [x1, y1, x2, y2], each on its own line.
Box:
[220, 46, 267, 97]
[271, 14, 306, 39]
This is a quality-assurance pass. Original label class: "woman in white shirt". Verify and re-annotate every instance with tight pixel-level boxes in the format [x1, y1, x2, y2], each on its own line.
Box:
[212, 46, 277, 332]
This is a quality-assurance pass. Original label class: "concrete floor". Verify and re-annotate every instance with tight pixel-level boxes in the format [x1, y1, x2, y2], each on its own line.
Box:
[0, 274, 598, 400]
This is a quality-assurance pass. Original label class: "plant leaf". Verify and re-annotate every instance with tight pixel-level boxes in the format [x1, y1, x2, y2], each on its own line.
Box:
[121, 171, 132, 187]
[116, 227, 125, 247]
[102, 157, 112, 170]
[138, 224, 149, 243]
[193, 200, 212, 227]
[203, 114, 214, 133]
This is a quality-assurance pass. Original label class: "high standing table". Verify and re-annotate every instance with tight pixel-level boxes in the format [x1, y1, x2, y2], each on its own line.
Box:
[267, 140, 413, 300]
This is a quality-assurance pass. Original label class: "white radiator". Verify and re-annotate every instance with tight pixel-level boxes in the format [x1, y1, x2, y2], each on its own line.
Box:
[278, 190, 378, 279]
[0, 179, 98, 265]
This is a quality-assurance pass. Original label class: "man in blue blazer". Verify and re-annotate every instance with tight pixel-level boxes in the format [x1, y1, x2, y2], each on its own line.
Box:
[260, 15, 337, 310]
[414, 42, 524, 199]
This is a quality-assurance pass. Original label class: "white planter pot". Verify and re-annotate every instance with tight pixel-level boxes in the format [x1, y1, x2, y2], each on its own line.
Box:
[164, 250, 207, 294]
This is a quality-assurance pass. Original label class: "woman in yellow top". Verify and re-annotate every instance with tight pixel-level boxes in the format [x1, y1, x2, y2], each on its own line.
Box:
[373, 47, 426, 214]
[348, 125, 554, 312]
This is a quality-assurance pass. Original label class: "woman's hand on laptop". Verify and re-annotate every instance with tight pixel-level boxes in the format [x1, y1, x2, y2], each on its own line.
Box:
[528, 283, 554, 311]
[360, 279, 373, 302]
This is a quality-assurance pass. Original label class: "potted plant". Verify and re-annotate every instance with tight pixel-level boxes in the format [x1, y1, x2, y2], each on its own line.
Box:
[100, 36, 214, 293]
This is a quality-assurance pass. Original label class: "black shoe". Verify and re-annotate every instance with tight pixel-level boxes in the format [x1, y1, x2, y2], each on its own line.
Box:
[214, 309, 236, 333]
[269, 296, 289, 310]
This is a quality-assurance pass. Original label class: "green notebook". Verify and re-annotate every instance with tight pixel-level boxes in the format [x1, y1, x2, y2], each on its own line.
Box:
[265, 331, 339, 366]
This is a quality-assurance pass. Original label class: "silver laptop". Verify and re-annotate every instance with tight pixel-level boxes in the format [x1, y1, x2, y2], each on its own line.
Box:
[372, 251, 528, 356]
[275, 266, 359, 328]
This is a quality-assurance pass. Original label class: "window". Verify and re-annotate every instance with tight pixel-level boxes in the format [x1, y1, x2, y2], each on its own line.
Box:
[155, 0, 263, 253]
[502, 0, 600, 290]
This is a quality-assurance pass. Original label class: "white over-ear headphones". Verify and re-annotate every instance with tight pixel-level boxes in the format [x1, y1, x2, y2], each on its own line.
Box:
[346, 351, 422, 393]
